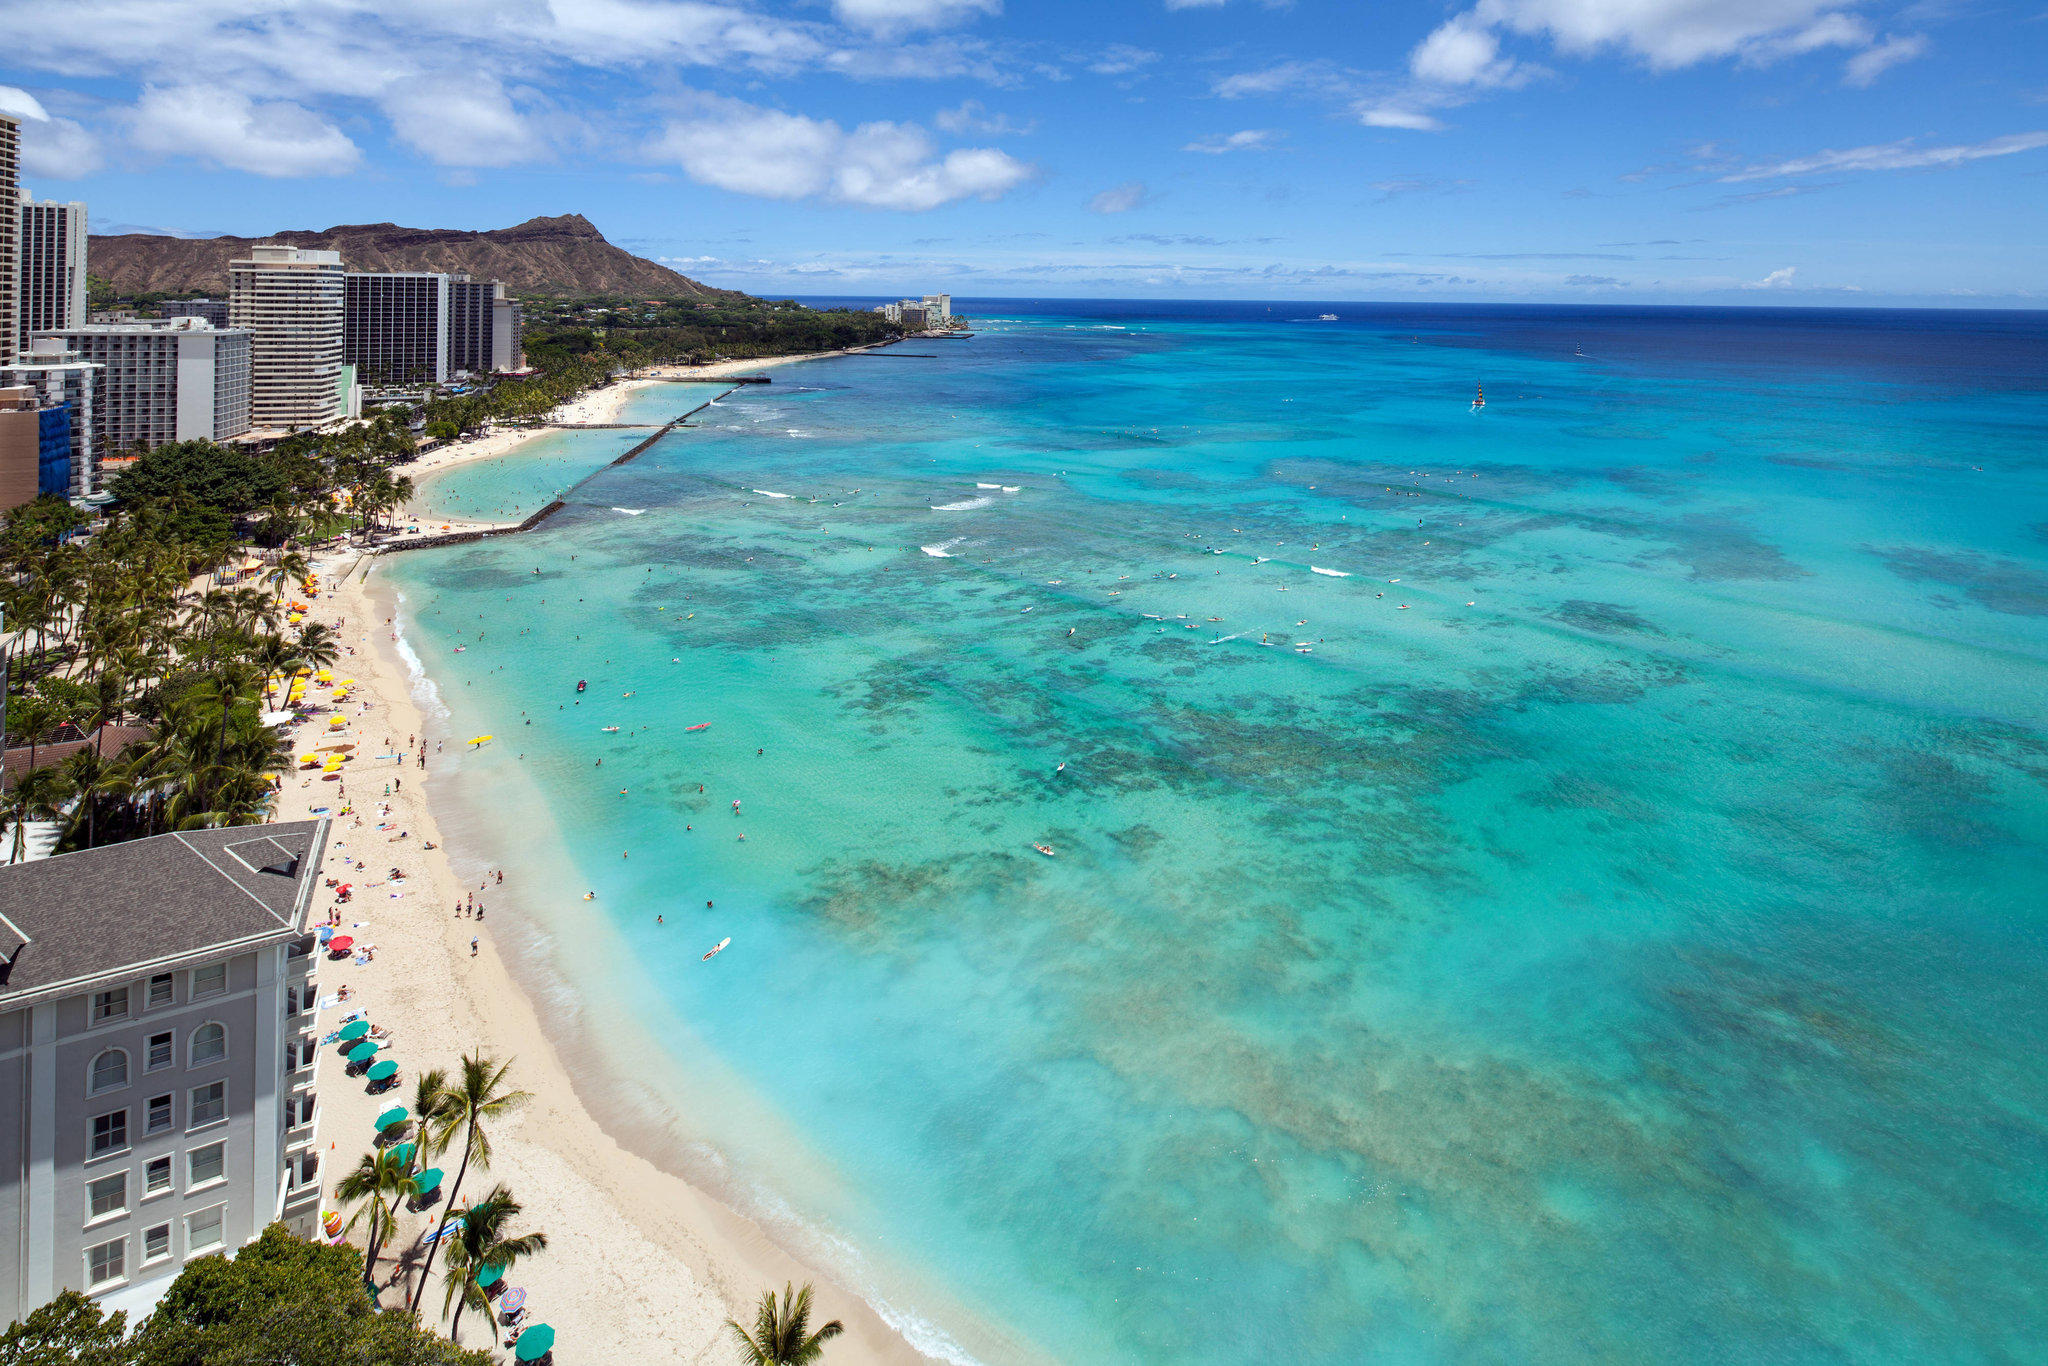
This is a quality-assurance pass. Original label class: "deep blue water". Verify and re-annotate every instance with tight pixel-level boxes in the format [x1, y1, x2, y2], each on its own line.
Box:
[388, 300, 2048, 1365]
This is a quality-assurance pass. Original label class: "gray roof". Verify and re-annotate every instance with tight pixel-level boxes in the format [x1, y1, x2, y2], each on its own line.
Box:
[0, 820, 329, 1000]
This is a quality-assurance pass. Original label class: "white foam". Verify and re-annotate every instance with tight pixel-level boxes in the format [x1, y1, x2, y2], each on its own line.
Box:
[786, 429, 812, 438]
[1207, 632, 1245, 644]
[752, 489, 793, 499]
[612, 507, 646, 516]
[1310, 565, 1351, 577]
[389, 592, 450, 726]
[1001, 486, 1021, 494]
[930, 496, 992, 511]
[976, 482, 1002, 489]
[921, 538, 967, 558]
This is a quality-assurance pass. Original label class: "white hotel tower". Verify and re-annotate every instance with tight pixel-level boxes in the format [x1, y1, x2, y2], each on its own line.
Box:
[228, 245, 345, 431]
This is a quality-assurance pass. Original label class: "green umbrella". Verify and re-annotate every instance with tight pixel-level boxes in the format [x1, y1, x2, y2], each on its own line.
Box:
[414, 1166, 444, 1194]
[387, 1142, 417, 1167]
[344, 1041, 377, 1063]
[336, 1020, 370, 1042]
[374, 1106, 408, 1131]
[365, 1059, 397, 1082]
[513, 1324, 554, 1361]
[475, 1261, 505, 1289]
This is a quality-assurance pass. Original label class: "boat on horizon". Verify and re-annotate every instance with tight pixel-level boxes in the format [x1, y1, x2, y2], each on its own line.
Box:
[1319, 313, 1338, 321]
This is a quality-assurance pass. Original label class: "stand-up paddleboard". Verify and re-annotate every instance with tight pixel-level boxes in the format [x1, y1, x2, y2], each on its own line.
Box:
[702, 937, 731, 961]
[1034, 844, 1057, 857]
[686, 723, 711, 732]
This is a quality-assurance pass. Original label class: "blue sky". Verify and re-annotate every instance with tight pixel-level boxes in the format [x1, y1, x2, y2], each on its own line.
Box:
[3, 0, 2044, 304]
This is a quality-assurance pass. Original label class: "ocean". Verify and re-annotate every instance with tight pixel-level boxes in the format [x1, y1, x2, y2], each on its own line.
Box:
[384, 301, 2048, 1364]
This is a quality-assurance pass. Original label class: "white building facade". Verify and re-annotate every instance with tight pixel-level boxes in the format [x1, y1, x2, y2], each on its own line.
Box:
[30, 320, 252, 455]
[228, 245, 345, 431]
[17, 193, 87, 357]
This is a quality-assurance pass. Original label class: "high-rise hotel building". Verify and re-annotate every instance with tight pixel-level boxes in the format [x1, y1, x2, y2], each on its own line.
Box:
[343, 271, 448, 385]
[0, 115, 20, 368]
[30, 320, 251, 455]
[19, 191, 88, 355]
[228, 245, 344, 430]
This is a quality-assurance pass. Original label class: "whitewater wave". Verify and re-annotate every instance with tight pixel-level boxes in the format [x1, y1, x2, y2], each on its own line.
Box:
[930, 496, 992, 512]
[388, 593, 450, 726]
[786, 429, 813, 438]
[1207, 632, 1246, 644]
[612, 507, 646, 516]
[976, 482, 1002, 489]
[752, 489, 793, 499]
[1310, 565, 1351, 577]
[921, 538, 967, 558]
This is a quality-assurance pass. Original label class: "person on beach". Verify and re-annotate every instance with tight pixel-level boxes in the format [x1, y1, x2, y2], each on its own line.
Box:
[470, 938, 478, 956]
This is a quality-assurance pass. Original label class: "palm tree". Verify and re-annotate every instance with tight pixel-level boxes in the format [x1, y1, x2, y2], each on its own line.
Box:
[439, 1184, 547, 1343]
[336, 1147, 420, 1297]
[727, 1283, 845, 1366]
[57, 745, 128, 850]
[408, 1053, 531, 1315]
[407, 1066, 451, 1166]
[5, 765, 66, 864]
[267, 550, 310, 603]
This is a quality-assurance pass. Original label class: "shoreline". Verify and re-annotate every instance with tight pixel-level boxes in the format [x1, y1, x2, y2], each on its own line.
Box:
[279, 346, 957, 1362]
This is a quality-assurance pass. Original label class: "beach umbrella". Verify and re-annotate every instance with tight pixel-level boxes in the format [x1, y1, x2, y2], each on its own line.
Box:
[344, 1040, 376, 1061]
[374, 1105, 408, 1130]
[387, 1141, 417, 1166]
[366, 1059, 398, 1083]
[329, 935, 355, 954]
[413, 1166, 444, 1194]
[498, 1285, 526, 1314]
[336, 1020, 370, 1042]
[513, 1324, 554, 1361]
[475, 1262, 506, 1290]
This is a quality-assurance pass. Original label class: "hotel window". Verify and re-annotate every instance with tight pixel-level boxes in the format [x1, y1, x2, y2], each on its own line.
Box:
[148, 973, 174, 1008]
[146, 1093, 173, 1134]
[187, 1206, 224, 1254]
[191, 963, 226, 998]
[90, 1109, 127, 1158]
[290, 1150, 319, 1188]
[87, 1172, 127, 1220]
[92, 987, 130, 1023]
[288, 1091, 317, 1128]
[89, 1049, 129, 1095]
[189, 1081, 225, 1129]
[85, 1237, 125, 1289]
[189, 1023, 226, 1066]
[143, 1223, 172, 1265]
[146, 1031, 173, 1071]
[145, 1156, 172, 1196]
[187, 1141, 225, 1188]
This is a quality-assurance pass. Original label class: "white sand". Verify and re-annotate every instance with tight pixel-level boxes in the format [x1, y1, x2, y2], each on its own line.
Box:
[275, 515, 940, 1358]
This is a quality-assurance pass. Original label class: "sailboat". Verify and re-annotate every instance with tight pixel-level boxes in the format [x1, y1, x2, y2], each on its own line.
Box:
[1471, 383, 1485, 413]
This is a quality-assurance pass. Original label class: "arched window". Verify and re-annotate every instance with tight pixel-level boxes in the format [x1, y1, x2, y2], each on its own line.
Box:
[89, 1049, 129, 1095]
[189, 1023, 227, 1067]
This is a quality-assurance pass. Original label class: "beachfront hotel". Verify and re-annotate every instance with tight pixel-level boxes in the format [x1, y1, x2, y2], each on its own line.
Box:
[0, 115, 20, 368]
[343, 271, 525, 385]
[29, 319, 252, 458]
[229, 245, 346, 431]
[0, 822, 332, 1322]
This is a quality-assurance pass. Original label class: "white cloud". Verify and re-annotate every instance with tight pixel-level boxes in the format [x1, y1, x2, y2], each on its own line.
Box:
[1462, 0, 1870, 70]
[1089, 45, 1159, 76]
[648, 96, 1030, 210]
[1163, 0, 1229, 8]
[1746, 266, 1797, 288]
[1183, 129, 1279, 153]
[383, 78, 545, 167]
[831, 0, 999, 34]
[1844, 33, 1927, 86]
[1088, 181, 1150, 213]
[128, 85, 360, 177]
[1410, 15, 1517, 86]
[0, 86, 50, 121]
[935, 100, 1032, 135]
[1213, 62, 1330, 98]
[1360, 105, 1444, 131]
[0, 87, 104, 178]
[1720, 131, 2048, 182]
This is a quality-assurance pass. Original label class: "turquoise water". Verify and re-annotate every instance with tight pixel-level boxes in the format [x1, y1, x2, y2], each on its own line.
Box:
[383, 305, 2048, 1365]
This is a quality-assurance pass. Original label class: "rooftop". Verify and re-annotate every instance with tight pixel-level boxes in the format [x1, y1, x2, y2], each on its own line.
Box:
[0, 820, 329, 1000]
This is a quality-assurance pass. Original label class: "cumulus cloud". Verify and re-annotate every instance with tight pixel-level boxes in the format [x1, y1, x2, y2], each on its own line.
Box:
[0, 87, 104, 178]
[1844, 33, 1928, 86]
[1183, 129, 1279, 153]
[1746, 266, 1797, 288]
[1720, 131, 2048, 182]
[1455, 0, 1872, 70]
[382, 78, 545, 167]
[128, 85, 360, 176]
[648, 96, 1030, 210]
[831, 0, 1000, 35]
[1088, 181, 1150, 213]
[1410, 15, 1519, 86]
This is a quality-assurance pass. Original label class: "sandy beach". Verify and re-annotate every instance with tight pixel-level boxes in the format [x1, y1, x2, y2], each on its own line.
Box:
[274, 356, 943, 1363]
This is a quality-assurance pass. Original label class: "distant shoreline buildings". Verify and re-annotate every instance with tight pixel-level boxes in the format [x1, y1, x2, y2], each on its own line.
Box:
[875, 294, 954, 329]
[0, 111, 527, 511]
